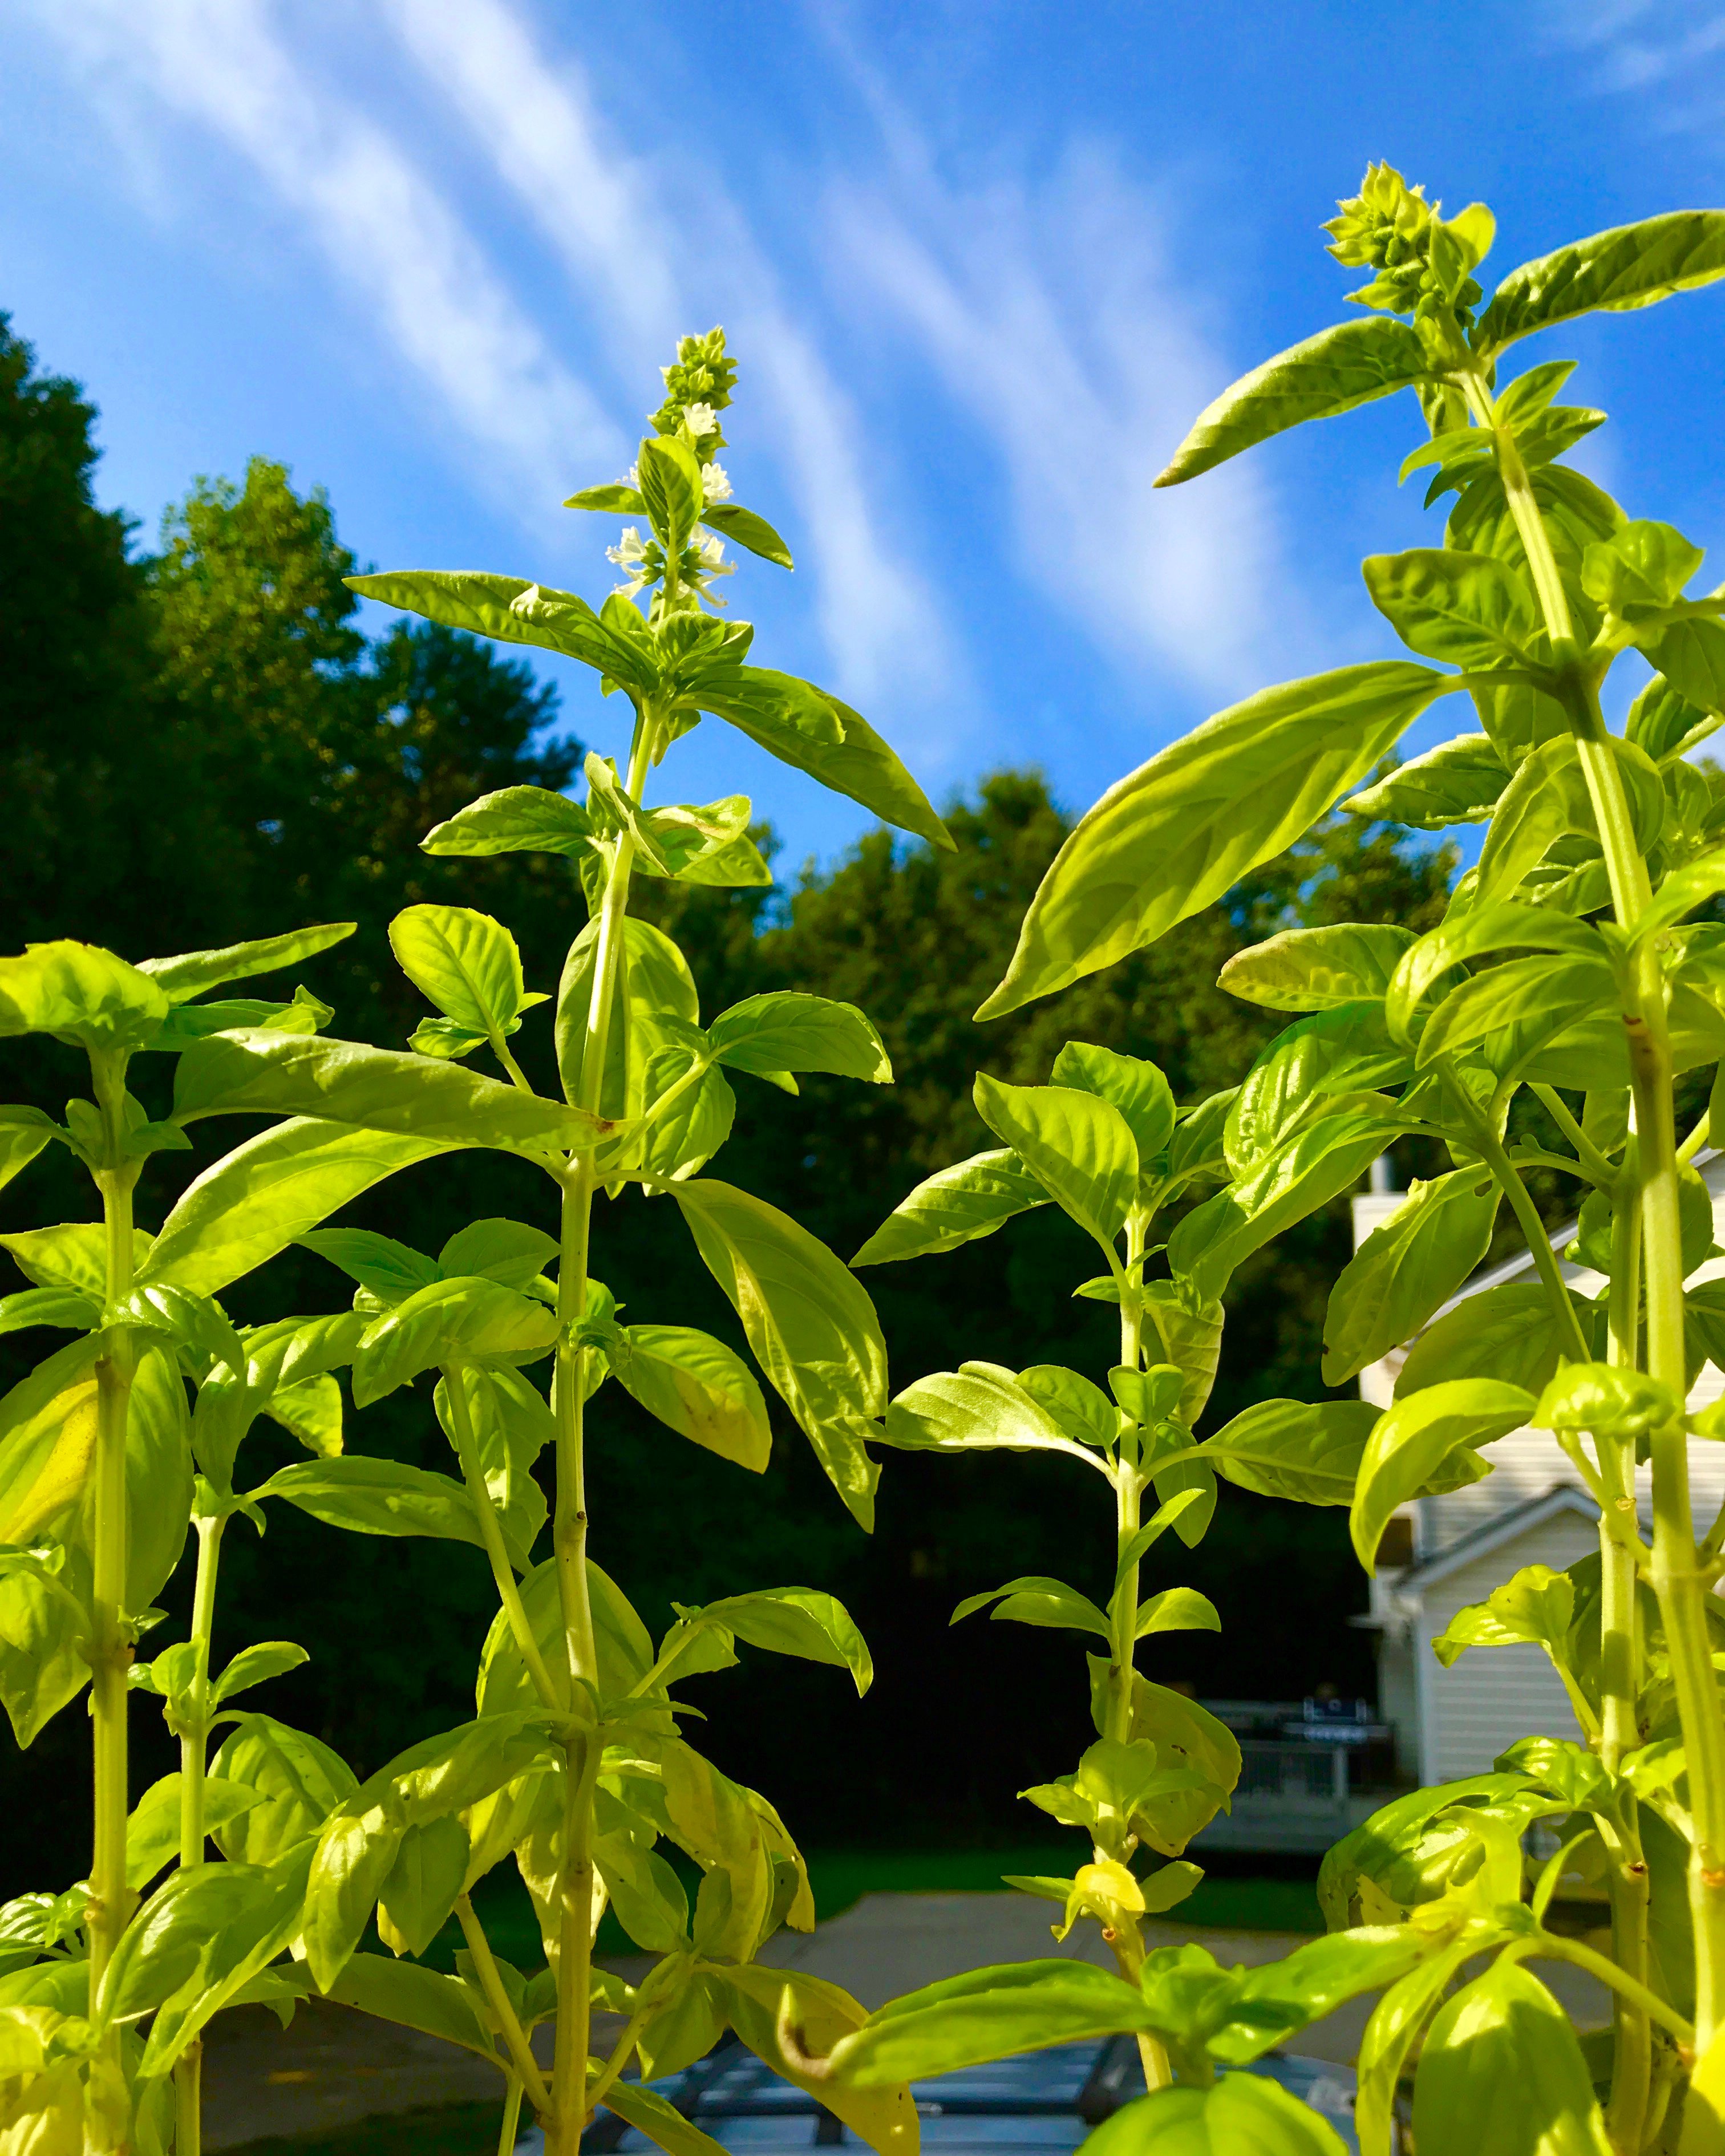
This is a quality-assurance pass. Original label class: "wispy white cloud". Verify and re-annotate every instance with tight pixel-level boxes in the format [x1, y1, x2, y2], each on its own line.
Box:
[34, 0, 622, 514]
[378, 0, 959, 723]
[1546, 1, 1725, 119]
[376, 0, 678, 368]
[823, 127, 1287, 704]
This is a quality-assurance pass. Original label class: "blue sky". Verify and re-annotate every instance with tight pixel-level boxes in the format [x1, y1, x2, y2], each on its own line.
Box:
[7, 1, 1725, 866]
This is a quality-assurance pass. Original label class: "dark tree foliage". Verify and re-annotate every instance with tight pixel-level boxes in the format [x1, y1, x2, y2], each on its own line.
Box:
[0, 327, 1458, 1889]
[0, 319, 159, 943]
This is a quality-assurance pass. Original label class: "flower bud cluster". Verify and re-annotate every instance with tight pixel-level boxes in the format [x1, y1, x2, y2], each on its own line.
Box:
[649, 328, 738, 457]
[1323, 163, 1492, 334]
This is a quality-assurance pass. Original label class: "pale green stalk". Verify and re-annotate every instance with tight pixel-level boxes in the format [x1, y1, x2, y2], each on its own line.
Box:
[1100, 1211, 1173, 2094]
[496, 2077, 525, 2156]
[1531, 1083, 1620, 1188]
[1602, 1178, 1653, 2153]
[456, 1894, 553, 2114]
[1521, 1934, 1695, 2049]
[546, 710, 657, 2156]
[1465, 368, 1725, 2049]
[87, 1053, 140, 2150]
[175, 1509, 226, 2156]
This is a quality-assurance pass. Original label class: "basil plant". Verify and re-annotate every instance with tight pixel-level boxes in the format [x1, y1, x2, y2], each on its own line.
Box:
[809, 178, 1725, 2155]
[0, 331, 945, 2156]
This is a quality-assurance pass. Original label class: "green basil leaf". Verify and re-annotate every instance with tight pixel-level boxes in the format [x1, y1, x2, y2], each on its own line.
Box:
[347, 572, 657, 692]
[1385, 902, 1605, 1044]
[420, 784, 591, 860]
[1088, 2078, 1350, 2153]
[434, 1367, 550, 1574]
[0, 1286, 100, 1338]
[0, 942, 169, 1053]
[1155, 315, 1431, 487]
[617, 1323, 773, 1472]
[1411, 1958, 1611, 2155]
[103, 1841, 316, 2075]
[0, 1550, 91, 1746]
[479, 1558, 653, 1714]
[389, 905, 536, 1041]
[0, 1108, 59, 1197]
[257, 1457, 484, 1549]
[851, 1149, 1048, 1266]
[436, 1218, 560, 1291]
[1202, 1399, 1381, 1505]
[670, 1180, 886, 1528]
[564, 482, 647, 515]
[709, 992, 891, 1083]
[1050, 1043, 1176, 1164]
[1168, 1112, 1395, 1302]
[208, 1713, 359, 1866]
[980, 662, 1452, 1018]
[1627, 676, 1714, 764]
[173, 1029, 609, 1154]
[321, 1952, 496, 2060]
[556, 914, 700, 1117]
[1345, 733, 1508, 830]
[638, 434, 704, 552]
[951, 1574, 1111, 1639]
[1478, 210, 1725, 352]
[143, 1121, 451, 1298]
[826, 1958, 1152, 2085]
[694, 668, 951, 849]
[1135, 1587, 1220, 1640]
[1351, 1380, 1534, 1573]
[1, 1224, 152, 1298]
[1433, 1564, 1576, 1671]
[972, 1075, 1138, 1249]
[884, 1364, 1099, 1467]
[1018, 1364, 1119, 1450]
[298, 1229, 440, 1303]
[600, 2078, 731, 2156]
[137, 924, 356, 1005]
[1362, 548, 1544, 671]
[378, 1813, 471, 1958]
[675, 1587, 871, 1695]
[1355, 1941, 1480, 2156]
[1224, 1013, 1406, 1175]
[125, 1772, 266, 1888]
[701, 501, 793, 569]
[1220, 924, 1418, 1014]
[1323, 1170, 1501, 1383]
[212, 1641, 311, 1706]
[1642, 614, 1725, 716]
[713, 1962, 917, 2156]
[350, 1278, 559, 1405]
[1582, 517, 1705, 610]
[1398, 1282, 1594, 1403]
[1415, 953, 1617, 1073]
[1205, 1927, 1429, 2069]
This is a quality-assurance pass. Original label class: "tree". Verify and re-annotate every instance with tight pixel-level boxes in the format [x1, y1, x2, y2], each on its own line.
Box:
[143, 460, 584, 1043]
[0, 317, 159, 944]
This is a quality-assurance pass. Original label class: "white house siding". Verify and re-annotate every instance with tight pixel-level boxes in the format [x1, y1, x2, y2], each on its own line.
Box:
[1355, 1158, 1725, 1783]
[1420, 1510, 1601, 1782]
[1423, 1417, 1725, 1554]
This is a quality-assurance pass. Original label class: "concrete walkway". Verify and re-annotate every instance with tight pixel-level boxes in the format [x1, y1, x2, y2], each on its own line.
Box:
[750, 1889, 1610, 2066]
[204, 1891, 1611, 2146]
